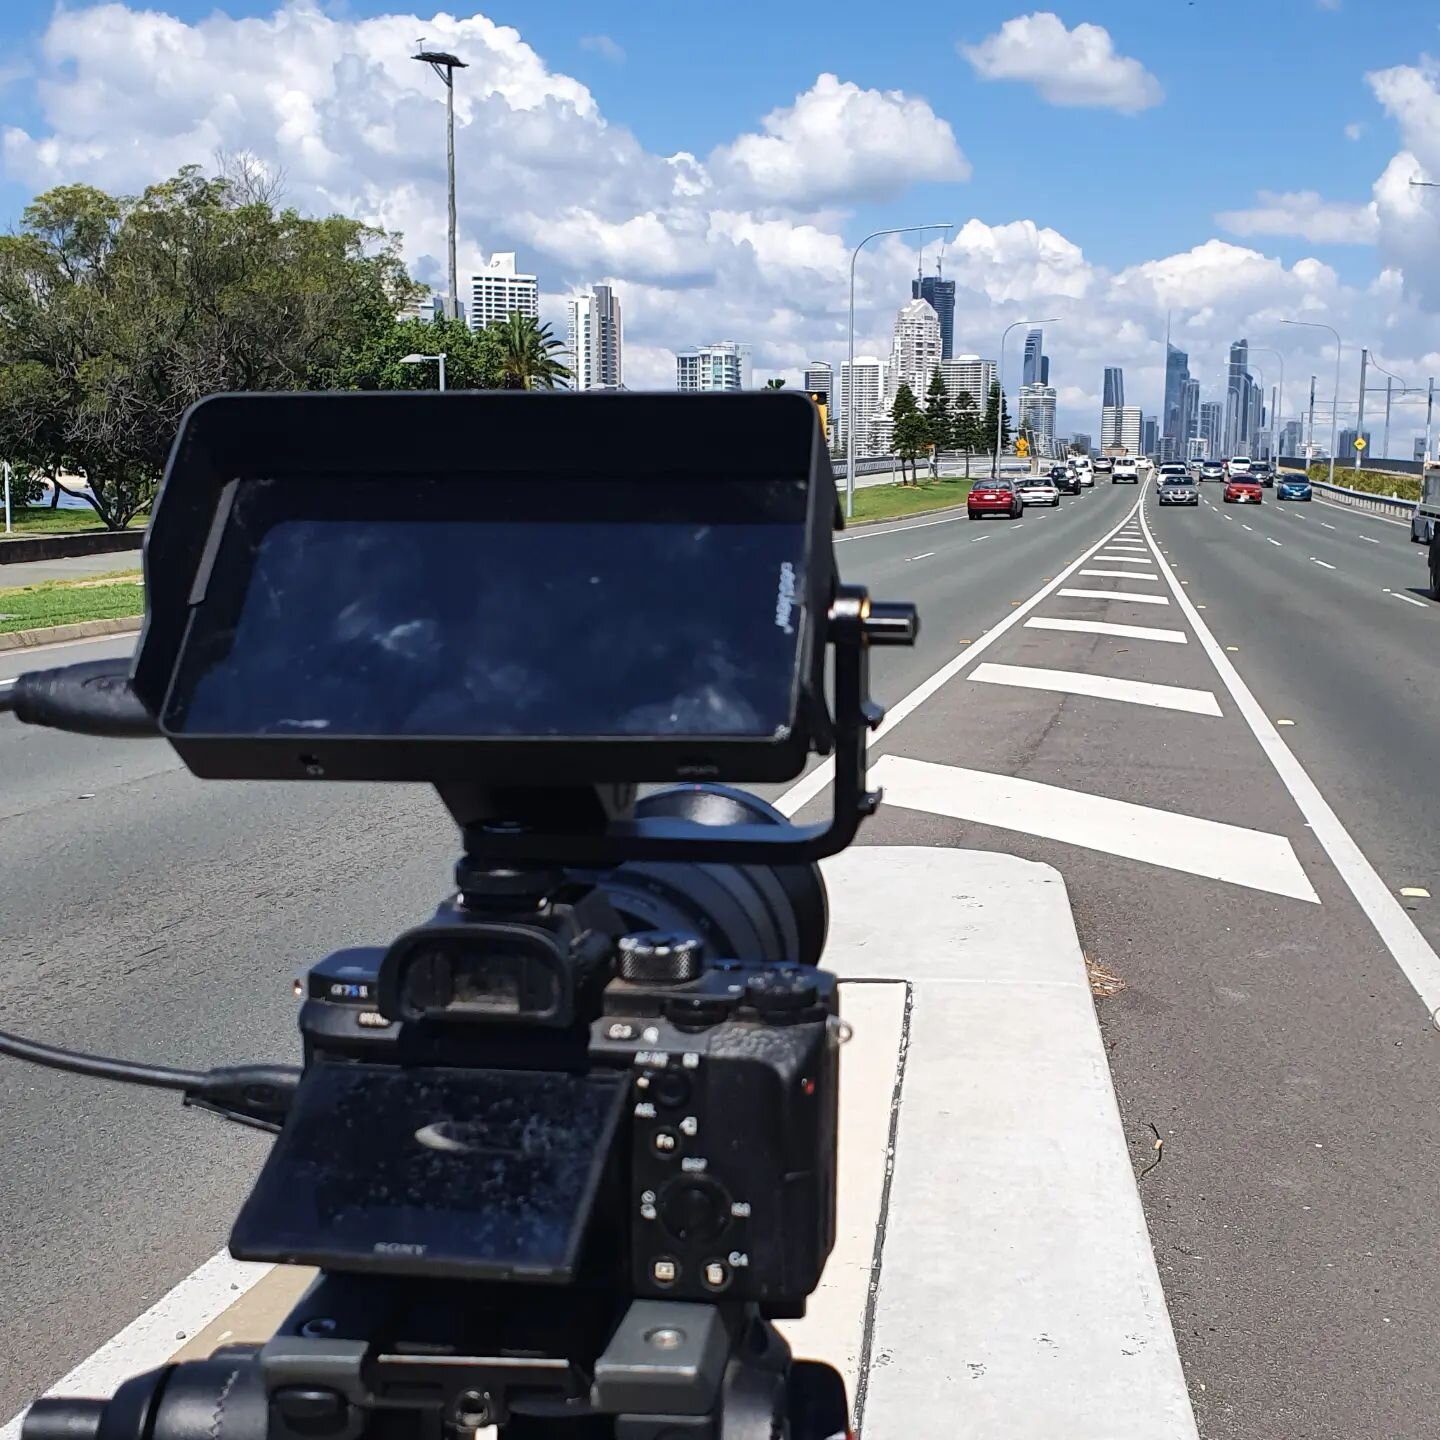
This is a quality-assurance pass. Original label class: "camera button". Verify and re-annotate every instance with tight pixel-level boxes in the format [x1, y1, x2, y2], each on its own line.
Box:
[652, 1129, 679, 1155]
[702, 1261, 730, 1291]
[654, 1071, 691, 1109]
[651, 1257, 680, 1287]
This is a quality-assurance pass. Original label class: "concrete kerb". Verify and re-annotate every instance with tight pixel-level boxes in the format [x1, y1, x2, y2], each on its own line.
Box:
[0, 615, 142, 653]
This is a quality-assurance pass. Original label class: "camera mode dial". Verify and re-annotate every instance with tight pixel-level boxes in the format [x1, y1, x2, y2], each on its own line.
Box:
[618, 931, 703, 985]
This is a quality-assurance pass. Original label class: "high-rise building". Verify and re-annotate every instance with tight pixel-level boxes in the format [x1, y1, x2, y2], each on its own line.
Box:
[396, 293, 444, 324]
[805, 361, 836, 447]
[911, 272, 956, 360]
[1338, 427, 1373, 457]
[1103, 367, 1125, 410]
[1282, 421, 1305, 456]
[1101, 407, 1123, 451]
[1041, 355, 1050, 386]
[468, 253, 539, 330]
[676, 341, 752, 392]
[887, 298, 942, 401]
[840, 356, 886, 454]
[1120, 406, 1143, 455]
[1163, 344, 1191, 456]
[1224, 339, 1265, 456]
[1072, 431, 1093, 456]
[1182, 379, 1200, 451]
[1019, 383, 1058, 453]
[565, 284, 623, 391]
[1023, 329, 1045, 388]
[1199, 402, 1224, 458]
[1142, 416, 1159, 457]
[938, 355, 996, 410]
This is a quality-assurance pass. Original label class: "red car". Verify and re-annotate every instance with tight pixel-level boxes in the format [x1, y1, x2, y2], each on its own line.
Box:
[968, 479, 1022, 520]
[1223, 477, 1263, 505]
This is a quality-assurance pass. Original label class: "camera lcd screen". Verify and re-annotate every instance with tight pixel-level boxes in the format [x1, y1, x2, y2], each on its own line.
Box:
[229, 1063, 627, 1282]
[163, 475, 810, 742]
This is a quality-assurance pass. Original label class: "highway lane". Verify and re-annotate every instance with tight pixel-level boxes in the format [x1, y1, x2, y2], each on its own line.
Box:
[0, 482, 1136, 1420]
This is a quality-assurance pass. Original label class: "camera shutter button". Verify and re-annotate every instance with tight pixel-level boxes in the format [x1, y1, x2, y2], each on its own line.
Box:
[743, 969, 818, 1018]
[618, 931, 703, 984]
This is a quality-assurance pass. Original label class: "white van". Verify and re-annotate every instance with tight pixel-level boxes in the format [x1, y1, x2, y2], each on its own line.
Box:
[1412, 461, 1440, 543]
[1112, 457, 1140, 483]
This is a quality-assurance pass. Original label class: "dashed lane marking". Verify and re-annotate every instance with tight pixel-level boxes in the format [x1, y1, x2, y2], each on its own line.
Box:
[1025, 617, 1188, 645]
[872, 756, 1319, 903]
[970, 662, 1221, 716]
[1311, 558, 1336, 570]
[1267, 538, 1283, 547]
[1386, 590, 1428, 608]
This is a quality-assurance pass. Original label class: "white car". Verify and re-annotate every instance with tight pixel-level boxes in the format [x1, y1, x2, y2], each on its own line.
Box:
[1227, 455, 1253, 478]
[1072, 458, 1095, 487]
[1112, 457, 1140, 483]
[1016, 477, 1061, 507]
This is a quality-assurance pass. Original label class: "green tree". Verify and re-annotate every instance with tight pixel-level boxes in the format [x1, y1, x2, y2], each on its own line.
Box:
[763, 377, 787, 389]
[890, 382, 928, 484]
[490, 313, 572, 391]
[949, 389, 983, 477]
[330, 315, 503, 391]
[982, 381, 1012, 472]
[0, 166, 417, 528]
[923, 368, 950, 478]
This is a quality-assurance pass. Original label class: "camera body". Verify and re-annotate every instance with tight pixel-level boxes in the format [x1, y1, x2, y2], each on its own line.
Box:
[244, 895, 839, 1314]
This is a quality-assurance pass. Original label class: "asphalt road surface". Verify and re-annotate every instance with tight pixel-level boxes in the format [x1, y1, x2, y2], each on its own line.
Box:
[5, 480, 1440, 1438]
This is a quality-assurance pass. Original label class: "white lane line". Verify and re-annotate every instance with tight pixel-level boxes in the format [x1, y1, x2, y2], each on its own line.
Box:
[905, 551, 936, 562]
[1321, 521, 1336, 529]
[1106, 540, 1148, 548]
[1387, 590, 1428, 608]
[1025, 616, 1188, 645]
[1058, 587, 1170, 606]
[971, 661, 1221, 716]
[1094, 555, 1156, 565]
[1310, 558, 1336, 570]
[873, 756, 1317, 903]
[971, 535, 991, 543]
[1360, 535, 1380, 544]
[836, 510, 973, 545]
[1242, 523, 1254, 531]
[1314, 497, 1410, 529]
[1267, 537, 1282, 547]
[1009, 523, 1025, 529]
[1138, 501, 1440, 1017]
[1080, 568, 1159, 581]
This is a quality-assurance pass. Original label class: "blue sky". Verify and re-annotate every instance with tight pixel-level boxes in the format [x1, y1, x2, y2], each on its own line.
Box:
[2, 2, 1439, 434]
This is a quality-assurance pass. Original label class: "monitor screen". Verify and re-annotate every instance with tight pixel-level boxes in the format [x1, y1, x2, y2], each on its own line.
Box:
[163, 476, 810, 742]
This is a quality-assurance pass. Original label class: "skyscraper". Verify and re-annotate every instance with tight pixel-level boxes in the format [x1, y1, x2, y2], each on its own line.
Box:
[1224, 339, 1254, 455]
[1141, 416, 1159, 457]
[1103, 367, 1125, 410]
[1182, 379, 1200, 451]
[1121, 407, 1143, 455]
[1283, 421, 1305, 455]
[1199, 402, 1223, 458]
[1023, 329, 1045, 388]
[840, 356, 886, 454]
[805, 361, 835, 446]
[1072, 431, 1093, 456]
[1163, 344, 1192, 458]
[1338, 427, 1373, 456]
[939, 355, 996, 410]
[1041, 355, 1050, 386]
[468, 253, 539, 330]
[675, 341, 752, 391]
[1101, 407, 1123, 450]
[887, 298, 942, 401]
[1019, 383, 1058, 453]
[565, 284, 623, 390]
[912, 271, 956, 360]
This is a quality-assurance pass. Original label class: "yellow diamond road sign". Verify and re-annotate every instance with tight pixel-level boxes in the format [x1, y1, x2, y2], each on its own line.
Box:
[1354, 437, 1367, 451]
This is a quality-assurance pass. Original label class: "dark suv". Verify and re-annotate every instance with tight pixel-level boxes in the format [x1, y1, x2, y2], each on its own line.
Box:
[1250, 462, 1275, 489]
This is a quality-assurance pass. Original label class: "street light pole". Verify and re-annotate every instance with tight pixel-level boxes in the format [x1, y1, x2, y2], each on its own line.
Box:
[1282, 320, 1342, 487]
[413, 48, 468, 322]
[846, 223, 954, 519]
[400, 353, 448, 390]
[995, 317, 1059, 479]
[1367, 356, 1406, 460]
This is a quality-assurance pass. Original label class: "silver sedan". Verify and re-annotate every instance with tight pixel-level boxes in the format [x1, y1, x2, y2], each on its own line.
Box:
[1156, 477, 1199, 506]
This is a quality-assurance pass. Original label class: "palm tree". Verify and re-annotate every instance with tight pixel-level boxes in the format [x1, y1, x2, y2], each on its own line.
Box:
[491, 313, 572, 390]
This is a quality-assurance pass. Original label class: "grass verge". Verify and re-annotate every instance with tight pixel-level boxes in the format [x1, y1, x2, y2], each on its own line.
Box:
[850, 477, 974, 523]
[1306, 464, 1420, 501]
[0, 569, 143, 634]
[1, 506, 148, 536]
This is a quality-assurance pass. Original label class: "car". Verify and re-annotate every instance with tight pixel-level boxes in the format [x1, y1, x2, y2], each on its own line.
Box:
[968, 478, 1022, 520]
[1016, 476, 1061, 507]
[1093, 456, 1114, 474]
[1276, 475, 1313, 502]
[1072, 459, 1095, 487]
[1250, 462, 1274, 489]
[1157, 475, 1199, 506]
[1157, 463, 1189, 482]
[1223, 476, 1264, 504]
[1199, 460, 1226, 483]
[1050, 464, 1081, 495]
[1112, 457, 1140, 483]
[1227, 456, 1253, 479]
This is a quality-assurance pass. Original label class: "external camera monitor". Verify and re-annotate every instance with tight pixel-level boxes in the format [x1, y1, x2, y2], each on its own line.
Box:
[132, 392, 836, 784]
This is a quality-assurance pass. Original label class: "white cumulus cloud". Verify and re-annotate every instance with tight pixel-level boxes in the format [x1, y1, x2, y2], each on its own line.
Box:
[960, 12, 1162, 114]
[712, 73, 970, 205]
[1216, 191, 1380, 244]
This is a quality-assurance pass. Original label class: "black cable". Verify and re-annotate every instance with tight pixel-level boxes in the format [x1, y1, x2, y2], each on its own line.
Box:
[0, 1026, 204, 1090]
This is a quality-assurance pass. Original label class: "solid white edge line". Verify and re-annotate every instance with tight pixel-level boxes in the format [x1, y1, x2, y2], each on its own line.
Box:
[2, 493, 1150, 1435]
[1137, 500, 1440, 1017]
[1313, 497, 1409, 530]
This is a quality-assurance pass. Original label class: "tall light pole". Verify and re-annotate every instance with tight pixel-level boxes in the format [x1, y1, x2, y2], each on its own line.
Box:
[401, 352, 447, 390]
[413, 47, 468, 322]
[846, 223, 953, 518]
[995, 318, 1058, 478]
[1250, 346, 1285, 462]
[1367, 355, 1407, 460]
[1282, 319, 1342, 487]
